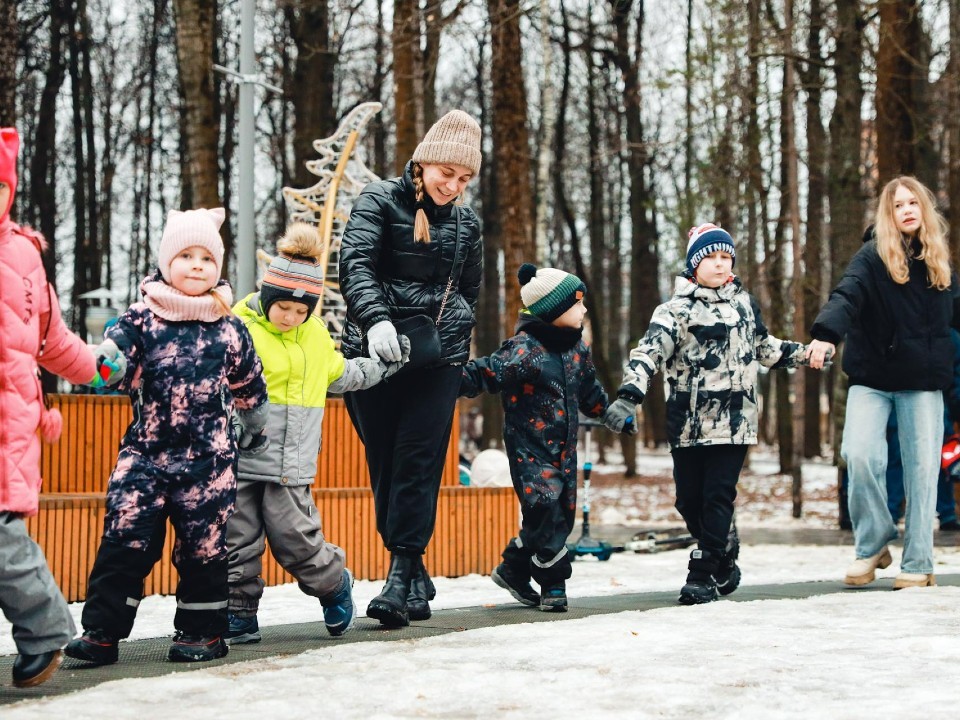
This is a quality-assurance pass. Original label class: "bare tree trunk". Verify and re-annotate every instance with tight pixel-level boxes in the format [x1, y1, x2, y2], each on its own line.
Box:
[949, 0, 960, 259]
[422, 1, 468, 136]
[171, 0, 221, 210]
[829, 0, 865, 524]
[473, 30, 504, 450]
[800, 0, 825, 458]
[68, 0, 101, 332]
[370, 0, 388, 179]
[28, 2, 69, 290]
[742, 0, 762, 294]
[610, 0, 665, 449]
[875, 0, 924, 185]
[532, 0, 556, 261]
[392, 0, 419, 173]
[487, 0, 534, 339]
[580, 8, 617, 448]
[0, 0, 16, 127]
[286, 0, 336, 188]
[782, 0, 804, 515]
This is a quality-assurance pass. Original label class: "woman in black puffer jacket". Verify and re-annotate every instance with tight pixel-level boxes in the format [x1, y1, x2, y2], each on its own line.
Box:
[808, 176, 960, 591]
[339, 110, 483, 627]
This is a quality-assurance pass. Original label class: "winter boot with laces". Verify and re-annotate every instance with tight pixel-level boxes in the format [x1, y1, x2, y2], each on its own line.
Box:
[367, 552, 417, 628]
[406, 559, 437, 622]
[321, 568, 356, 636]
[167, 632, 228, 662]
[715, 522, 741, 597]
[64, 628, 119, 665]
[679, 549, 720, 605]
[491, 562, 540, 606]
[224, 613, 261, 645]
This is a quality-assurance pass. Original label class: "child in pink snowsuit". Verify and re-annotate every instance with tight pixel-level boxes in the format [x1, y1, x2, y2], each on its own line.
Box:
[0, 126, 124, 688]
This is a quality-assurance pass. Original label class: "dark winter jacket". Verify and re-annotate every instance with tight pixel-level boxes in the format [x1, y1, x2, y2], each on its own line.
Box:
[618, 276, 806, 448]
[107, 298, 267, 456]
[460, 313, 608, 503]
[810, 240, 960, 392]
[338, 161, 483, 364]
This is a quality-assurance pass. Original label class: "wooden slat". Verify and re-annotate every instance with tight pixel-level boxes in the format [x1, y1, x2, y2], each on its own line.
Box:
[28, 487, 518, 601]
[41, 395, 461, 493]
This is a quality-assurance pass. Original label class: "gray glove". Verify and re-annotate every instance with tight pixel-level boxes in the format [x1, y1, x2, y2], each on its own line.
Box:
[91, 339, 127, 386]
[236, 402, 270, 455]
[383, 335, 412, 378]
[334, 336, 412, 392]
[367, 320, 402, 363]
[603, 397, 638, 435]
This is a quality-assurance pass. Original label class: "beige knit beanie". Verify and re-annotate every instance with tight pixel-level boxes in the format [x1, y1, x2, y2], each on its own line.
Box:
[411, 110, 482, 175]
[158, 208, 226, 282]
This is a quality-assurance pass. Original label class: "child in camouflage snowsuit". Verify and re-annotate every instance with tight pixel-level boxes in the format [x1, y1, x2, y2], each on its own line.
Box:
[65, 208, 269, 665]
[461, 264, 607, 612]
[603, 223, 811, 605]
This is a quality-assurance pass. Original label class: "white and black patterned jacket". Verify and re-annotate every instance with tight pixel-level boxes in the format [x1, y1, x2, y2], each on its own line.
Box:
[618, 276, 807, 448]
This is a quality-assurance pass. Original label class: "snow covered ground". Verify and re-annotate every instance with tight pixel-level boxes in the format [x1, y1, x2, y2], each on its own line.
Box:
[6, 449, 960, 718]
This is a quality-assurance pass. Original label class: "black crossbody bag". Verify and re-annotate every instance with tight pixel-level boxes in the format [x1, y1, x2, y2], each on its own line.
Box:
[391, 207, 462, 372]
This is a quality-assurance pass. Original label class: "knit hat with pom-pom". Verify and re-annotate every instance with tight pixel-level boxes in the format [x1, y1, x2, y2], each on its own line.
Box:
[685, 222, 735, 275]
[518, 263, 586, 323]
[259, 222, 325, 316]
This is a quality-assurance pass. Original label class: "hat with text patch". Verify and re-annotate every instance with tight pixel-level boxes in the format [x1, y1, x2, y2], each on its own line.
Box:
[685, 223, 735, 275]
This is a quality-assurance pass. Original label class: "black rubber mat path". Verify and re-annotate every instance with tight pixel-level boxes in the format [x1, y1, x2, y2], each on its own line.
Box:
[3, 572, 959, 706]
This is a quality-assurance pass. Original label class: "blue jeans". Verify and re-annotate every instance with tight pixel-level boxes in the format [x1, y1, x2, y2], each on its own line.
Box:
[841, 386, 942, 574]
[884, 411, 957, 524]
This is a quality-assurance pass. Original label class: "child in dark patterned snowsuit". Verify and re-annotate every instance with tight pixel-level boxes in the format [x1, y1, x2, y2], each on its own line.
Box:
[461, 264, 607, 612]
[603, 223, 811, 605]
[65, 208, 269, 665]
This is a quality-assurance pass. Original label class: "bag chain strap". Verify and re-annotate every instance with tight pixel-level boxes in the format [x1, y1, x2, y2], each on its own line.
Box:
[435, 207, 462, 327]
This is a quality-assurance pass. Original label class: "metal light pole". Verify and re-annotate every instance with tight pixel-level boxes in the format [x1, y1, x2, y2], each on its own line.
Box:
[214, 0, 281, 297]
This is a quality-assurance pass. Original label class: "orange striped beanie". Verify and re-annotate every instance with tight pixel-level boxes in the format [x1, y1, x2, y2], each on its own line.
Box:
[259, 251, 324, 316]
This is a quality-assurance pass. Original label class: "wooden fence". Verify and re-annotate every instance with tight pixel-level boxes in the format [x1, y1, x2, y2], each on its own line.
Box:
[31, 394, 518, 602]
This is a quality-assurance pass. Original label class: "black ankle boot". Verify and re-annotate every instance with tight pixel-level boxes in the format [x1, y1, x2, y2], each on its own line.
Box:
[679, 549, 719, 605]
[407, 558, 436, 621]
[367, 553, 417, 627]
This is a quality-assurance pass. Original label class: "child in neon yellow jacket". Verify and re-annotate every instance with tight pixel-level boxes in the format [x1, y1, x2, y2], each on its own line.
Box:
[226, 223, 407, 642]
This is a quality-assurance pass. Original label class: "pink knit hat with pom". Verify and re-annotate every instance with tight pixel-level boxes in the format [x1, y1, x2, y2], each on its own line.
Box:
[158, 208, 226, 282]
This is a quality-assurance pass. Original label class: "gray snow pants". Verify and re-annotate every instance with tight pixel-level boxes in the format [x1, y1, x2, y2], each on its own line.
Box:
[226, 481, 345, 615]
[0, 512, 76, 654]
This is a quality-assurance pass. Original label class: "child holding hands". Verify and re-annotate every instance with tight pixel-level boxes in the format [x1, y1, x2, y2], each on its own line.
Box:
[0, 127, 124, 688]
[65, 208, 269, 665]
[461, 264, 607, 612]
[604, 224, 817, 604]
[225, 223, 408, 643]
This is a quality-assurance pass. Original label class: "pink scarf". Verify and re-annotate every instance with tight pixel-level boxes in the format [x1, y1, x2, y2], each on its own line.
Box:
[140, 275, 233, 322]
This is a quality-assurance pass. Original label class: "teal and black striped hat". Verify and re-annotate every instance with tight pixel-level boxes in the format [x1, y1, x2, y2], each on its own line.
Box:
[518, 263, 586, 323]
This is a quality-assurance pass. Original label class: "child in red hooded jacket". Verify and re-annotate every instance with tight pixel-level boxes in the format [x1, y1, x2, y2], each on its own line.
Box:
[0, 127, 125, 688]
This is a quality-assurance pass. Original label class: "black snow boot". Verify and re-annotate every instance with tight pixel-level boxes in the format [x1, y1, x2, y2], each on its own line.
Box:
[679, 549, 719, 605]
[64, 628, 119, 666]
[491, 562, 540, 607]
[167, 632, 228, 662]
[406, 558, 437, 622]
[715, 521, 741, 597]
[367, 552, 417, 628]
